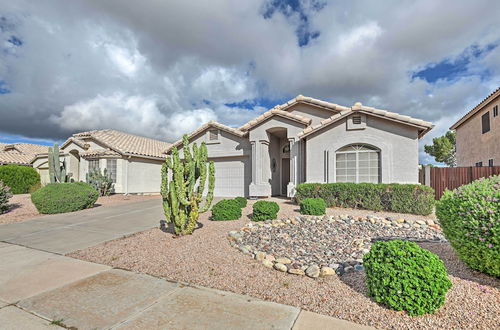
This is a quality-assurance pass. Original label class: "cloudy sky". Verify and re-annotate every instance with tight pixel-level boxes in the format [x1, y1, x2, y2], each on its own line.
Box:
[0, 0, 499, 164]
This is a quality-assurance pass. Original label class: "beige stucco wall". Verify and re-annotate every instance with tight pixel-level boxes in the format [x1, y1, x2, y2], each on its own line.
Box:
[305, 115, 420, 184]
[287, 103, 335, 125]
[455, 95, 500, 166]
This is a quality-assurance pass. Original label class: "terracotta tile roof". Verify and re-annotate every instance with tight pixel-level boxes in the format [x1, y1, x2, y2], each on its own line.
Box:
[0, 152, 35, 165]
[298, 102, 433, 139]
[239, 109, 312, 131]
[79, 149, 121, 158]
[450, 87, 500, 130]
[0, 142, 49, 165]
[72, 129, 171, 159]
[166, 121, 246, 152]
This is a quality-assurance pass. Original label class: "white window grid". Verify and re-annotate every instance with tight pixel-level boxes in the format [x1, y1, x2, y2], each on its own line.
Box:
[335, 145, 380, 183]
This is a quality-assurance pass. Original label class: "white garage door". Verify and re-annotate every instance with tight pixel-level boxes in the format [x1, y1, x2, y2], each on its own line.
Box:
[211, 157, 250, 197]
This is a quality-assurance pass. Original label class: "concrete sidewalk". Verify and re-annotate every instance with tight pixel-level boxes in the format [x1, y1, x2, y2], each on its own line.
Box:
[0, 199, 163, 254]
[0, 242, 373, 330]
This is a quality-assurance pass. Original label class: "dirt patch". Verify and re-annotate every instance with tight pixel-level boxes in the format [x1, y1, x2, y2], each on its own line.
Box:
[69, 199, 500, 330]
[0, 193, 160, 225]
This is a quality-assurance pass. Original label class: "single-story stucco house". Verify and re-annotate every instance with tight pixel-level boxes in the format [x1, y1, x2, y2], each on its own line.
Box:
[0, 142, 48, 166]
[167, 95, 433, 198]
[32, 129, 171, 194]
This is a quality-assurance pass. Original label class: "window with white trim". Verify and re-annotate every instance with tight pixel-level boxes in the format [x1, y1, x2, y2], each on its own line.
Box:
[88, 159, 99, 172]
[106, 159, 117, 182]
[335, 144, 380, 183]
[209, 129, 219, 141]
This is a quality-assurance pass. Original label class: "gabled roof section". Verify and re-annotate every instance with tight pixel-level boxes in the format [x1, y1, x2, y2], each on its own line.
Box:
[70, 129, 171, 159]
[278, 94, 351, 113]
[239, 109, 311, 131]
[450, 87, 500, 130]
[60, 136, 89, 150]
[0, 152, 34, 166]
[0, 142, 48, 165]
[166, 121, 246, 153]
[298, 102, 433, 139]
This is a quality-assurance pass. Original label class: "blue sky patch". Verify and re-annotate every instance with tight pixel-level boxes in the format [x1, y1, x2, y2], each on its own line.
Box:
[0, 133, 54, 146]
[0, 80, 10, 94]
[225, 96, 291, 110]
[412, 43, 497, 83]
[262, 0, 325, 46]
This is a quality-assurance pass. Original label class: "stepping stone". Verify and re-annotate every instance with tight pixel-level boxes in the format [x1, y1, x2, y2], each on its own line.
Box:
[116, 285, 300, 329]
[18, 269, 178, 329]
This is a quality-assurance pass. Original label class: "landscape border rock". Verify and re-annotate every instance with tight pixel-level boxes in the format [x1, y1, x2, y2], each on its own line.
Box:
[227, 214, 445, 278]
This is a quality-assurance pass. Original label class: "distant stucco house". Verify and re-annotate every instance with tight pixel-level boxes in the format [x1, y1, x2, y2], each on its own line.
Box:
[450, 87, 499, 167]
[32, 129, 171, 194]
[167, 95, 433, 198]
[0, 142, 48, 166]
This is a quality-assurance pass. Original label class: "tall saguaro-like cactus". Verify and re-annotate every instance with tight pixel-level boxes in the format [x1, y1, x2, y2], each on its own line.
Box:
[48, 143, 69, 183]
[161, 135, 215, 236]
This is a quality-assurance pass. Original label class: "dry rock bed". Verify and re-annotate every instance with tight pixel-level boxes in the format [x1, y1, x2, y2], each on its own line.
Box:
[229, 214, 445, 277]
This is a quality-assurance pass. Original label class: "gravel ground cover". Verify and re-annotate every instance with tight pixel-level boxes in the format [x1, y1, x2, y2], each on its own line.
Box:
[231, 214, 445, 276]
[70, 199, 500, 330]
[0, 193, 160, 225]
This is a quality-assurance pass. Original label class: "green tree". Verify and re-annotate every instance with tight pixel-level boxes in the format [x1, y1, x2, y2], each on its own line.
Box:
[424, 131, 456, 167]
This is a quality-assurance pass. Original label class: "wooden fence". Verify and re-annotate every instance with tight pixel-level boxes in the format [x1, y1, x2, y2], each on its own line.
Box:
[419, 166, 500, 200]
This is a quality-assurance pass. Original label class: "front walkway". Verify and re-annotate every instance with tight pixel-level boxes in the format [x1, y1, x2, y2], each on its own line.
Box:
[0, 200, 373, 329]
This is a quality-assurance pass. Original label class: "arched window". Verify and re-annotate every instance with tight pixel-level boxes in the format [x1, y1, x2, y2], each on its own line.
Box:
[335, 144, 380, 183]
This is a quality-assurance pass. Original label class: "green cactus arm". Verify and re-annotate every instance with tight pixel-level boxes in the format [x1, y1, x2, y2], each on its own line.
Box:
[53, 143, 61, 182]
[48, 146, 55, 183]
[172, 148, 190, 206]
[160, 161, 169, 199]
[199, 161, 215, 213]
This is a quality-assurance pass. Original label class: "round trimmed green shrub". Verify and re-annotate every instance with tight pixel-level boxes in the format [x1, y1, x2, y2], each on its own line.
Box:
[299, 197, 326, 215]
[211, 199, 242, 221]
[234, 196, 247, 208]
[436, 175, 499, 277]
[363, 240, 452, 316]
[0, 164, 40, 194]
[31, 182, 98, 214]
[252, 200, 279, 221]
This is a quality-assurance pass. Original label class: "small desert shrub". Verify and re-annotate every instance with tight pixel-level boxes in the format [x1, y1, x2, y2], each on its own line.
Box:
[234, 196, 247, 208]
[211, 199, 242, 221]
[31, 182, 98, 214]
[436, 175, 500, 277]
[0, 164, 40, 194]
[363, 240, 452, 316]
[86, 168, 114, 196]
[252, 200, 279, 221]
[0, 181, 13, 214]
[295, 182, 434, 215]
[299, 198, 326, 215]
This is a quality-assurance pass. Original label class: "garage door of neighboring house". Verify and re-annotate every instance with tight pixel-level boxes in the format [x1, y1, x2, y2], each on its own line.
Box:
[211, 157, 250, 197]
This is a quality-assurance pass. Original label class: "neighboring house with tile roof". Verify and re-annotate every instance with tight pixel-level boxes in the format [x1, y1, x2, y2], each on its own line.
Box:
[450, 87, 500, 167]
[168, 95, 433, 197]
[0, 142, 48, 166]
[32, 129, 171, 193]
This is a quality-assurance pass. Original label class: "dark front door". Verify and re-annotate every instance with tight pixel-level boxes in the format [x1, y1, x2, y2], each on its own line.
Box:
[281, 158, 290, 196]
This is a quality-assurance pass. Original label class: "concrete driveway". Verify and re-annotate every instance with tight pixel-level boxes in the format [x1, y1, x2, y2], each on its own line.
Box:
[0, 199, 373, 329]
[0, 199, 163, 254]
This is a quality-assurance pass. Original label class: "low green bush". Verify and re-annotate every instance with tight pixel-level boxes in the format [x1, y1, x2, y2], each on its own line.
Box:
[299, 198, 326, 215]
[252, 200, 279, 221]
[295, 182, 434, 215]
[234, 196, 247, 208]
[0, 181, 12, 214]
[363, 240, 452, 316]
[436, 176, 500, 277]
[31, 182, 98, 214]
[0, 164, 41, 194]
[211, 199, 242, 221]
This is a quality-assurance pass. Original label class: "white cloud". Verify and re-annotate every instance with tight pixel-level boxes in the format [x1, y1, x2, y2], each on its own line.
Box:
[0, 0, 499, 165]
